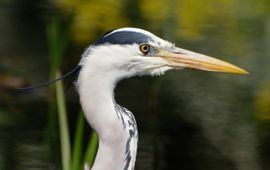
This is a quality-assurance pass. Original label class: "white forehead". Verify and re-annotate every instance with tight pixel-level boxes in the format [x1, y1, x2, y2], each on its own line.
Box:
[105, 27, 173, 48]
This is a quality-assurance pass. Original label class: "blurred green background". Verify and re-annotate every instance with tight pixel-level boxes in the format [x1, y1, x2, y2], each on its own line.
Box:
[1, 0, 270, 170]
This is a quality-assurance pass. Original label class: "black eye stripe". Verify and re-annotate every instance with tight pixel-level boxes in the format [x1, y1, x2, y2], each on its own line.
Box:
[95, 31, 153, 45]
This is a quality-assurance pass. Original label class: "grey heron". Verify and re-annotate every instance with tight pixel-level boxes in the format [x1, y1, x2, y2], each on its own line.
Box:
[20, 27, 248, 170]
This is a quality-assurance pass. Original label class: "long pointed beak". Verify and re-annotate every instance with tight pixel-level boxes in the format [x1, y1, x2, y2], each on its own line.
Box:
[157, 48, 248, 74]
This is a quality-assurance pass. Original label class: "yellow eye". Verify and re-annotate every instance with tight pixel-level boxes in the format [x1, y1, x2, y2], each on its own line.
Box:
[139, 44, 150, 55]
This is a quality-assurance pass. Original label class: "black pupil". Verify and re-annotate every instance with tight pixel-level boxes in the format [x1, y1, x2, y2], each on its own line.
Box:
[143, 46, 148, 51]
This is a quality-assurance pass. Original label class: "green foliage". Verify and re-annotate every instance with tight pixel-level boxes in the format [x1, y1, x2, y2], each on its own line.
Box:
[47, 15, 72, 170]
[47, 14, 98, 170]
[52, 0, 128, 43]
[72, 111, 85, 170]
[55, 70, 71, 170]
[84, 131, 98, 167]
[47, 14, 74, 72]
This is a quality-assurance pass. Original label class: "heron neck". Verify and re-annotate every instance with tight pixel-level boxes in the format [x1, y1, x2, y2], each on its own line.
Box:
[77, 67, 137, 170]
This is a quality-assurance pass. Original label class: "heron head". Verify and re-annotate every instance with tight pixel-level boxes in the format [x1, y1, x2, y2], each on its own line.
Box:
[17, 27, 248, 92]
[79, 27, 248, 80]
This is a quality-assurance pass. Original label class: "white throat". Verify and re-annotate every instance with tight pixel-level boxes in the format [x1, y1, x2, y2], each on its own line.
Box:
[77, 55, 138, 170]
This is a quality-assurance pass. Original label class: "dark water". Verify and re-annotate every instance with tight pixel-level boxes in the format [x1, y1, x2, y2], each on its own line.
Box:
[1, 0, 270, 170]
